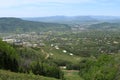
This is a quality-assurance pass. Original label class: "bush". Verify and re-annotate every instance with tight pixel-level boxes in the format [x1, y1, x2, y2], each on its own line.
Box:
[66, 63, 80, 70]
[31, 62, 64, 79]
[79, 54, 118, 80]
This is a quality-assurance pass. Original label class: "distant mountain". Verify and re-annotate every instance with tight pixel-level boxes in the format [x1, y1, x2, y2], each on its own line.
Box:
[23, 16, 98, 24]
[23, 16, 120, 24]
[0, 17, 70, 33]
[92, 16, 120, 23]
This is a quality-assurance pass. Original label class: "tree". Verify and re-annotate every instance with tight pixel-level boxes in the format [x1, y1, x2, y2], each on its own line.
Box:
[0, 40, 19, 72]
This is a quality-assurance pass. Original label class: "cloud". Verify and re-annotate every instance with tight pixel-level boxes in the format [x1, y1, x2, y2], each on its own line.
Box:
[0, 0, 95, 8]
[0, 0, 119, 8]
[1, 0, 117, 9]
[0, 0, 120, 17]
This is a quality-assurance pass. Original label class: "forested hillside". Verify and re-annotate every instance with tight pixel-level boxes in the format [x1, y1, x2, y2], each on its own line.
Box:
[0, 40, 64, 79]
[0, 18, 70, 33]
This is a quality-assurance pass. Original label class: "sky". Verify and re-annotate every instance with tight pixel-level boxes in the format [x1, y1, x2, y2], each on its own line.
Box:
[0, 0, 120, 17]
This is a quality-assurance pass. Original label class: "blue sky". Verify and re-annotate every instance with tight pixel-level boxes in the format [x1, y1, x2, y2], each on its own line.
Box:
[0, 0, 120, 17]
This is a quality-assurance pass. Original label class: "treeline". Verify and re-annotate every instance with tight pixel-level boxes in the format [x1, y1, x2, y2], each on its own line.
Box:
[0, 40, 64, 79]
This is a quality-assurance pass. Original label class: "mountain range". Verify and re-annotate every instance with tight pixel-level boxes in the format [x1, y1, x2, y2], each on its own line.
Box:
[23, 16, 120, 24]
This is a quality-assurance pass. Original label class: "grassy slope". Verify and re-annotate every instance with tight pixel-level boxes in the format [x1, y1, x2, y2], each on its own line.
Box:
[40, 45, 82, 63]
[40, 46, 84, 80]
[63, 70, 84, 80]
[0, 70, 59, 80]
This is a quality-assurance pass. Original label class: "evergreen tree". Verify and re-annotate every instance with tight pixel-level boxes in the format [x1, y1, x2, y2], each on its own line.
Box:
[0, 40, 19, 72]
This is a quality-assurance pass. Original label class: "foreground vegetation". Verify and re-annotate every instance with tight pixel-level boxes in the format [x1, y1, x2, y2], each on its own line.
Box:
[0, 70, 58, 80]
[0, 40, 64, 79]
[79, 54, 120, 80]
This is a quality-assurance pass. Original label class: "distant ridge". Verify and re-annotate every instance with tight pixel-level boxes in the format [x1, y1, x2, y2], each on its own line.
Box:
[0, 17, 70, 33]
[23, 16, 98, 24]
[22, 16, 120, 24]
[88, 22, 120, 30]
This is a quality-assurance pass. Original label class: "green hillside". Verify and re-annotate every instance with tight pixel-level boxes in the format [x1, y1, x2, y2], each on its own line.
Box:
[0, 18, 70, 33]
[0, 70, 58, 80]
[88, 22, 120, 30]
[0, 40, 64, 79]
